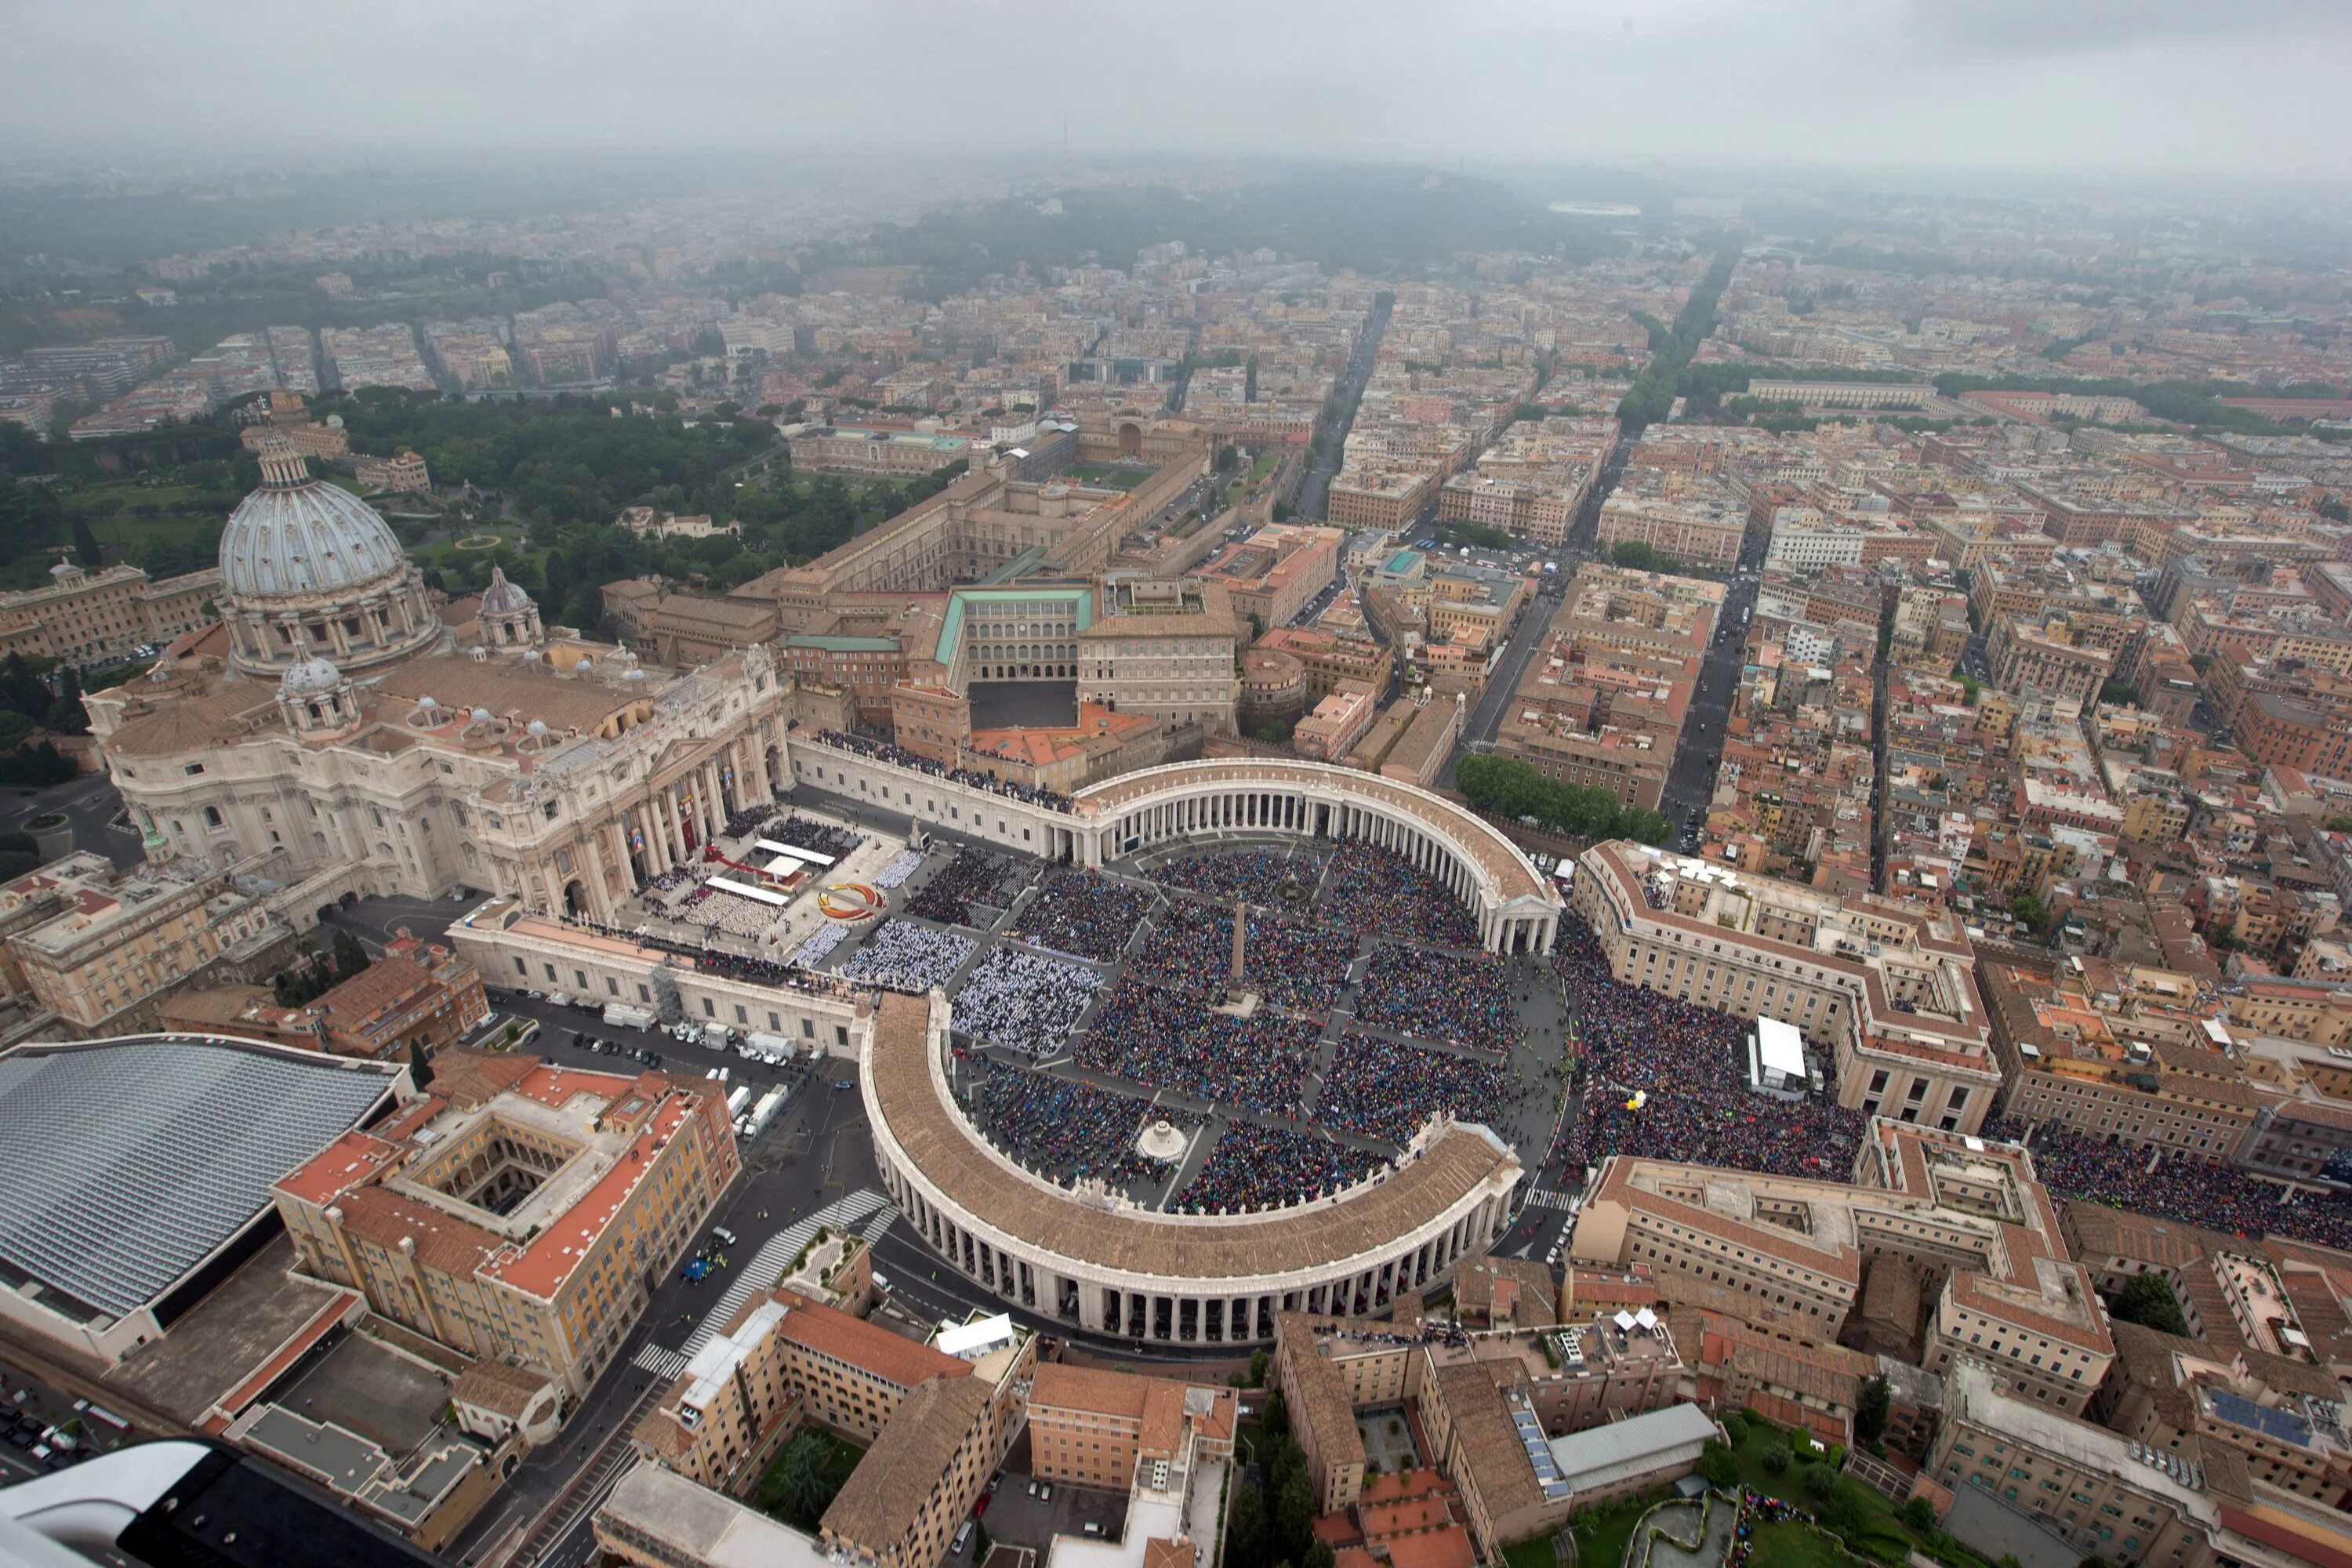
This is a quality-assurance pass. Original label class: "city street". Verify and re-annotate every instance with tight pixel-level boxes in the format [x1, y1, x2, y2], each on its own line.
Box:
[1656, 540, 1766, 833]
[1301, 295, 1392, 520]
[0, 771, 140, 870]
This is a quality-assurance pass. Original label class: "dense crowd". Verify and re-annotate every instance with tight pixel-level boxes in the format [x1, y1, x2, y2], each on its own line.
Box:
[790, 923, 850, 967]
[768, 814, 862, 862]
[1355, 942, 1519, 1052]
[681, 883, 786, 938]
[1174, 1120, 1385, 1214]
[840, 919, 976, 993]
[1008, 871, 1157, 964]
[1076, 980, 1320, 1117]
[1148, 846, 1322, 906]
[873, 849, 925, 889]
[905, 849, 1005, 927]
[965, 1061, 1166, 1192]
[2011, 1119, 2352, 1253]
[1318, 1031, 1513, 1144]
[1316, 840, 1483, 949]
[813, 730, 1075, 811]
[952, 948, 1102, 1055]
[644, 866, 697, 895]
[1555, 919, 1867, 1179]
[721, 804, 779, 840]
[1127, 900, 1358, 1014]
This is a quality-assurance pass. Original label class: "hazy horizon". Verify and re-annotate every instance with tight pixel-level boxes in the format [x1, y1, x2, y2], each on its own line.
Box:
[6, 0, 2350, 183]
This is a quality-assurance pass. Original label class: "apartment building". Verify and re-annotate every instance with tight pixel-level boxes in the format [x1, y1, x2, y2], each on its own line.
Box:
[1988, 614, 2114, 705]
[1199, 521, 1343, 630]
[1076, 577, 1241, 735]
[3, 852, 291, 1036]
[1294, 681, 1377, 762]
[1574, 1120, 2113, 1415]
[1326, 467, 1434, 531]
[1572, 840, 2004, 1133]
[788, 425, 978, 479]
[163, 938, 488, 1062]
[354, 449, 431, 495]
[1980, 960, 2271, 1162]
[1026, 1363, 1236, 1494]
[1597, 482, 1747, 568]
[1253, 626, 1396, 699]
[273, 1049, 741, 1396]
[1275, 1309, 1686, 1558]
[0, 561, 220, 666]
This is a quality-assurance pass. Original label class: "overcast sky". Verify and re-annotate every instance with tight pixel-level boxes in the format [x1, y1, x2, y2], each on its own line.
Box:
[6, 0, 2350, 183]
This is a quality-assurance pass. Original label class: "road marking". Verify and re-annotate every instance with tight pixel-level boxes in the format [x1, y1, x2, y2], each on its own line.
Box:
[662, 1189, 892, 1363]
[630, 1343, 689, 1381]
[1520, 1188, 1577, 1210]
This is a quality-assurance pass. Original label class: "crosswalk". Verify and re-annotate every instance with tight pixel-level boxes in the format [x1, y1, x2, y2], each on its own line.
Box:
[631, 1341, 690, 1380]
[648, 1189, 896, 1370]
[1519, 1187, 1577, 1210]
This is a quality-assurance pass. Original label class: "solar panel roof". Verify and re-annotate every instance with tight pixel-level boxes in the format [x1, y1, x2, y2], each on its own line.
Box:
[0, 1037, 397, 1320]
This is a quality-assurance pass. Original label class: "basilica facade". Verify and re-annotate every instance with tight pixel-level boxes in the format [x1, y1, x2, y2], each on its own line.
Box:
[87, 446, 789, 923]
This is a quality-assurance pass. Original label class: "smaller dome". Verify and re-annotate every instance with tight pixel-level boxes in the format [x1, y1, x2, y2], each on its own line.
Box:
[280, 655, 343, 695]
[418, 695, 437, 710]
[479, 564, 535, 617]
[526, 719, 549, 736]
[471, 707, 492, 723]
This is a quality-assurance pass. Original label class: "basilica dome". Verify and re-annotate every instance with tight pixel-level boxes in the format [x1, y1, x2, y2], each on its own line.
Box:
[220, 461, 408, 599]
[217, 438, 446, 680]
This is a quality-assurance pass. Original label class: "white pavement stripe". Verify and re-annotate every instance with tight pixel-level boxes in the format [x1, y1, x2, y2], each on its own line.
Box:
[1520, 1188, 1577, 1210]
[676, 1188, 889, 1359]
[631, 1344, 690, 1381]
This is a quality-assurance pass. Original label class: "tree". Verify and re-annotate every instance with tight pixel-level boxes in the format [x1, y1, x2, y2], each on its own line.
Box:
[45, 668, 89, 736]
[1902, 1498, 1938, 1534]
[1609, 539, 1681, 574]
[408, 1038, 434, 1090]
[1854, 1375, 1889, 1447]
[1248, 1348, 1269, 1388]
[1696, 1440, 1740, 1490]
[2009, 893, 2049, 938]
[1275, 1468, 1316, 1565]
[1261, 1389, 1287, 1439]
[2110, 1270, 2189, 1336]
[1760, 1446, 1789, 1477]
[332, 928, 372, 982]
[771, 1432, 842, 1530]
[1304, 1544, 1336, 1568]
[2329, 815, 2352, 834]
[1719, 1411, 1749, 1446]
[1801, 1464, 1838, 1501]
[1225, 1475, 1269, 1568]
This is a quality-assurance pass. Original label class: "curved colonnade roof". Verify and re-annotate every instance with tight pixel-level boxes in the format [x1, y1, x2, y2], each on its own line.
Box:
[1073, 758, 1557, 906]
[868, 992, 1518, 1282]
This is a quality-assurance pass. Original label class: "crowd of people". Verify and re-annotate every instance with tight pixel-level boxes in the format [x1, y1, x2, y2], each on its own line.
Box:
[768, 814, 862, 862]
[791, 923, 849, 968]
[1317, 1031, 1513, 1145]
[681, 883, 787, 938]
[1008, 871, 1157, 964]
[2009, 1118, 2352, 1253]
[874, 849, 925, 889]
[720, 804, 780, 841]
[1173, 1120, 1385, 1214]
[840, 919, 975, 994]
[906, 848, 1009, 927]
[1077, 980, 1321, 1117]
[813, 730, 1076, 812]
[964, 1060, 1166, 1193]
[1127, 900, 1358, 1014]
[1316, 840, 1483, 949]
[1555, 920, 1867, 1180]
[952, 948, 1102, 1055]
[1147, 846, 1321, 907]
[1355, 942, 1520, 1054]
[643, 866, 697, 895]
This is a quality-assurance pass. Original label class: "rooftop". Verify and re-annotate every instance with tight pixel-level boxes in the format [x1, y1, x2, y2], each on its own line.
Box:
[0, 1036, 400, 1322]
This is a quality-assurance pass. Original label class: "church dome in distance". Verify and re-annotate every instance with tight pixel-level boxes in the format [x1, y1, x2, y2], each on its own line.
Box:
[219, 442, 409, 601]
